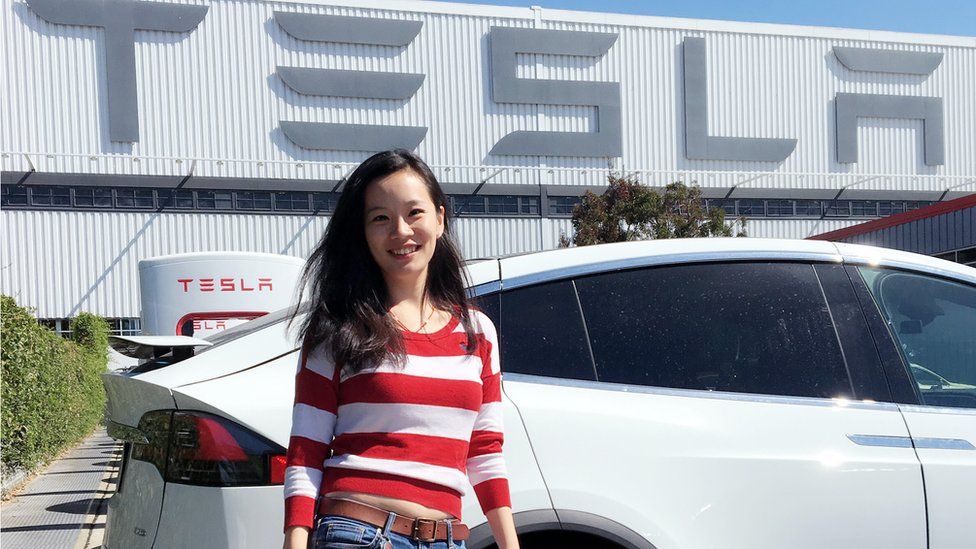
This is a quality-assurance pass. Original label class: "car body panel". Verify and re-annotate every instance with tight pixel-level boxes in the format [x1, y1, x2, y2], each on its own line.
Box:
[152, 484, 284, 549]
[171, 350, 299, 445]
[503, 375, 927, 549]
[899, 406, 976, 549]
[104, 459, 167, 549]
[103, 373, 176, 429]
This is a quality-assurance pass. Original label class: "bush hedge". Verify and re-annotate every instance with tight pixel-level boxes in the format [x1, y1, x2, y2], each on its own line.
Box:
[1, 296, 108, 480]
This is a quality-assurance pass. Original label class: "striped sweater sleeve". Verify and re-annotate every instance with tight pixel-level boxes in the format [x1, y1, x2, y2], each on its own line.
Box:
[466, 314, 512, 512]
[283, 343, 339, 531]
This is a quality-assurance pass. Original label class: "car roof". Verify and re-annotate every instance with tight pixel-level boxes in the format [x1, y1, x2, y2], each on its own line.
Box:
[476, 238, 975, 288]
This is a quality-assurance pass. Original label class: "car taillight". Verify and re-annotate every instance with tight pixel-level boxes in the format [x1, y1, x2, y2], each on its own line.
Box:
[130, 410, 286, 487]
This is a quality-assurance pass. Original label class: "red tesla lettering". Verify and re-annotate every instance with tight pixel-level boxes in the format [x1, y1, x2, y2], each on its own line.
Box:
[193, 320, 202, 330]
[220, 278, 234, 292]
[240, 278, 254, 292]
[199, 278, 215, 292]
[258, 278, 273, 291]
[178, 278, 192, 292]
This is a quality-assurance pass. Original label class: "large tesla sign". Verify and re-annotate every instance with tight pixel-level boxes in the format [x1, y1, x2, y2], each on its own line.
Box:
[23, 0, 947, 165]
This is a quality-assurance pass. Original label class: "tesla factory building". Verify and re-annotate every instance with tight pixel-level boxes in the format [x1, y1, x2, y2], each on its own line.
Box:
[2, 0, 975, 333]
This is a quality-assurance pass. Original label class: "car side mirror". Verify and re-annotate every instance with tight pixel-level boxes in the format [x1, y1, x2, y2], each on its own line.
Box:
[899, 320, 923, 334]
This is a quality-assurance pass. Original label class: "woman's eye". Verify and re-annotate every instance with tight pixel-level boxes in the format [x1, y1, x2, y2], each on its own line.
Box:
[410, 209, 423, 216]
[372, 215, 387, 222]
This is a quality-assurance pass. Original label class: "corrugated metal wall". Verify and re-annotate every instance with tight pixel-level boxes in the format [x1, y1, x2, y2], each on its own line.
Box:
[2, 209, 828, 317]
[3, 0, 974, 192]
[840, 206, 975, 255]
[2, 0, 973, 318]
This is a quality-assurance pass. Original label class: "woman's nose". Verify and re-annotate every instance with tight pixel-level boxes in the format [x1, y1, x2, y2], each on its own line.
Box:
[392, 216, 413, 237]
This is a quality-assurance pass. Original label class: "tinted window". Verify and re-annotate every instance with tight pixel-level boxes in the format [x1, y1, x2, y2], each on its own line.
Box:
[575, 262, 853, 399]
[472, 291, 499, 327]
[859, 268, 976, 409]
[498, 280, 595, 381]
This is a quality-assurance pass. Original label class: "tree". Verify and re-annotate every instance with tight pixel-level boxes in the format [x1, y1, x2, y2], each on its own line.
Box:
[558, 174, 745, 247]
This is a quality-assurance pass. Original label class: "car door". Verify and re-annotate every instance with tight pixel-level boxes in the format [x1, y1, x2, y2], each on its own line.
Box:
[499, 260, 926, 549]
[852, 265, 976, 549]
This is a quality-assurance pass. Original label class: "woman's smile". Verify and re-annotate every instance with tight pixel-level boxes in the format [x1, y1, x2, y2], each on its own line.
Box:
[364, 168, 445, 282]
[389, 244, 420, 259]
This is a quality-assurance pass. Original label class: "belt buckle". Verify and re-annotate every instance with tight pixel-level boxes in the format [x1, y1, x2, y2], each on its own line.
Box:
[410, 517, 438, 542]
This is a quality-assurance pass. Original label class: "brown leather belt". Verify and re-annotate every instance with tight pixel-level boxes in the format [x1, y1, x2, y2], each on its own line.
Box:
[317, 498, 470, 542]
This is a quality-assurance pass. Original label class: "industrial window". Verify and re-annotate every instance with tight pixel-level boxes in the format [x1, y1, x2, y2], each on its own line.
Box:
[707, 199, 735, 216]
[106, 317, 142, 336]
[74, 187, 113, 207]
[116, 188, 155, 209]
[851, 201, 878, 217]
[575, 262, 853, 399]
[37, 318, 72, 338]
[879, 201, 906, 216]
[274, 191, 310, 211]
[498, 280, 596, 381]
[939, 247, 976, 267]
[235, 191, 272, 211]
[1, 185, 28, 206]
[29, 186, 71, 206]
[547, 196, 581, 216]
[30, 187, 71, 206]
[486, 195, 519, 214]
[736, 199, 765, 216]
[312, 192, 340, 212]
[196, 190, 233, 210]
[157, 189, 195, 209]
[452, 195, 486, 215]
[0, 184, 932, 222]
[794, 200, 822, 217]
[520, 196, 540, 215]
[824, 201, 852, 217]
[39, 317, 142, 339]
[765, 200, 794, 217]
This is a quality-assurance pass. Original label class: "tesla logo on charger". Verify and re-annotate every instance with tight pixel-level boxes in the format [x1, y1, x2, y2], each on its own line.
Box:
[176, 277, 274, 292]
[194, 319, 228, 330]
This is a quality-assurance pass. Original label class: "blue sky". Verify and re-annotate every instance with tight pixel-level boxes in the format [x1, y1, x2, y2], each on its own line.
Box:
[457, 0, 976, 37]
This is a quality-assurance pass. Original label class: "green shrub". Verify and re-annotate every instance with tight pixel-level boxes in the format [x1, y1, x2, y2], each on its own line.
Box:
[71, 312, 109, 353]
[1, 296, 108, 478]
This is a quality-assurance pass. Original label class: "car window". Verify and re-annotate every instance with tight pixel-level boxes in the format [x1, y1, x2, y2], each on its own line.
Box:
[858, 267, 976, 409]
[574, 262, 854, 399]
[498, 280, 596, 381]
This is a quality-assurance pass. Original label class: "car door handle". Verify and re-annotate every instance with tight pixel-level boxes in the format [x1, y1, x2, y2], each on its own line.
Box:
[847, 434, 913, 448]
[847, 434, 975, 450]
[913, 437, 975, 450]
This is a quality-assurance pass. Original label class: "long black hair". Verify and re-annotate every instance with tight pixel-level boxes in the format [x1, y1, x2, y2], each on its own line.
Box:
[291, 149, 477, 375]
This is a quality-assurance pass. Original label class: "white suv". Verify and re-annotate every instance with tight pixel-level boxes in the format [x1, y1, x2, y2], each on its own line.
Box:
[102, 238, 976, 549]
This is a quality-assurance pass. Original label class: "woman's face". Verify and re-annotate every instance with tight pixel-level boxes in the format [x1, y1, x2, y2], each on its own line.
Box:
[363, 168, 445, 287]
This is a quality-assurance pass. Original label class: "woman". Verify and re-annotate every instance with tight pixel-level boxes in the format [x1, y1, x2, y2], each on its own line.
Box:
[283, 150, 519, 549]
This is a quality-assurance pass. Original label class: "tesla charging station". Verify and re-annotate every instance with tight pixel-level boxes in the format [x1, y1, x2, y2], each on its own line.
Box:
[138, 252, 305, 337]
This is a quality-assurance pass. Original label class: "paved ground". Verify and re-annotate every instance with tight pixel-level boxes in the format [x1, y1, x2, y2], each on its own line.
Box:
[1, 429, 121, 549]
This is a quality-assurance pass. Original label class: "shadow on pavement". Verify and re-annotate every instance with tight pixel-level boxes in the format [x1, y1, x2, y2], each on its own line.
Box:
[46, 498, 105, 515]
[1, 523, 105, 533]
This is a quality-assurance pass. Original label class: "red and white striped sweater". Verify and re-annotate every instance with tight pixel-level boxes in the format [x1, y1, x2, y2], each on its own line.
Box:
[283, 309, 510, 531]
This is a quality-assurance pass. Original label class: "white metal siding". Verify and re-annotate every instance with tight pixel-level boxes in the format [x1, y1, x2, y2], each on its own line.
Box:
[2, 209, 824, 317]
[3, 0, 974, 191]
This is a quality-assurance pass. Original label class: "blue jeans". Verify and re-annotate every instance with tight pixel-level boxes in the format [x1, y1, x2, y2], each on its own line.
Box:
[311, 514, 467, 549]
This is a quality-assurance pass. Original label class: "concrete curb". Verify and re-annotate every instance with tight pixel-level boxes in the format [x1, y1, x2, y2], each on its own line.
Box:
[73, 442, 121, 549]
[1, 468, 30, 498]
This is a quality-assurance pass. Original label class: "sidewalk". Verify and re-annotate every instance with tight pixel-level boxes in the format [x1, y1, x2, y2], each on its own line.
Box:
[1, 429, 121, 549]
